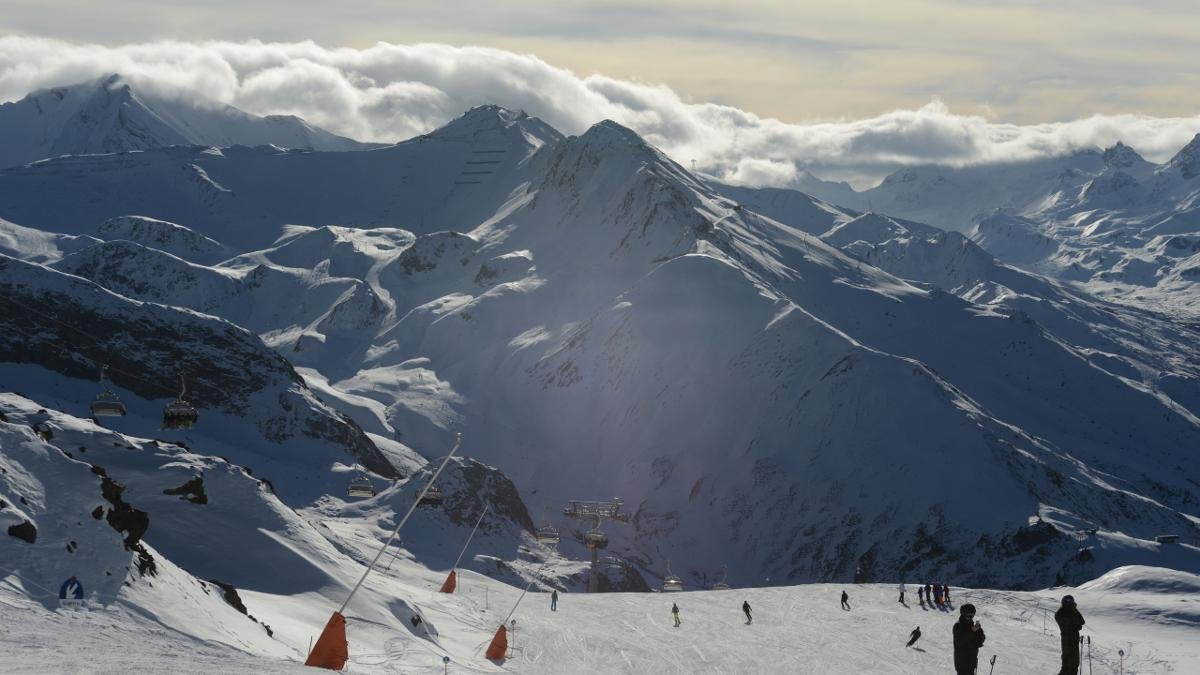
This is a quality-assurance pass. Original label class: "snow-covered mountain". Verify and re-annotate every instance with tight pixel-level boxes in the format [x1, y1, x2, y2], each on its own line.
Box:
[0, 74, 376, 169]
[779, 136, 1200, 317]
[3, 104, 1197, 596]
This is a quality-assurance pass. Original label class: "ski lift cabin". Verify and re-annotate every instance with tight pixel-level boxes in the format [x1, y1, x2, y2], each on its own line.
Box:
[416, 485, 444, 507]
[90, 365, 126, 417]
[347, 476, 376, 498]
[162, 374, 198, 430]
[536, 524, 560, 546]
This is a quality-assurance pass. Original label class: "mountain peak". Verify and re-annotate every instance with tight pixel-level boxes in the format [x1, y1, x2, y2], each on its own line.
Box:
[1166, 133, 1200, 180]
[1102, 141, 1145, 169]
[426, 104, 562, 149]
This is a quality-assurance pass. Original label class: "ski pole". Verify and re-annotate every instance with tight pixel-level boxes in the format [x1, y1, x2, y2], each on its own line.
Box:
[1087, 636, 1092, 675]
[988, 654, 996, 675]
[1118, 648, 1124, 675]
[1078, 636, 1084, 675]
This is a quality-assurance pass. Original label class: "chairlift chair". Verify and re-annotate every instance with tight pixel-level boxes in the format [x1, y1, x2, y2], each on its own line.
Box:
[416, 484, 444, 507]
[536, 524, 560, 546]
[347, 476, 376, 498]
[712, 564, 731, 590]
[663, 559, 683, 592]
[90, 365, 126, 417]
[162, 373, 198, 430]
[584, 528, 608, 550]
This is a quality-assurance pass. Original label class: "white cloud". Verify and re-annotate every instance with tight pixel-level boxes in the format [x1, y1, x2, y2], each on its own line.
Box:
[2, 35, 1198, 188]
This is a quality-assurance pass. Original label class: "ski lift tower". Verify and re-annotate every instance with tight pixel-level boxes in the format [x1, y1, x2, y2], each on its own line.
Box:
[563, 498, 628, 593]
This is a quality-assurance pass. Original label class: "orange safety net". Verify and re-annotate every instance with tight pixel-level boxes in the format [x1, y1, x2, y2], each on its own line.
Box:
[484, 624, 508, 660]
[305, 612, 349, 670]
[439, 569, 457, 593]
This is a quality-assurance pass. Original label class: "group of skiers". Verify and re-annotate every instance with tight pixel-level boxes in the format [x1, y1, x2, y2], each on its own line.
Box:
[545, 581, 1084, 673]
[659, 588, 1084, 674]
[905, 581, 951, 607]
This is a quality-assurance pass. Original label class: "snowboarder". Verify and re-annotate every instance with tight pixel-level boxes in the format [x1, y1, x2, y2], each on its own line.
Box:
[742, 600, 752, 624]
[1055, 595, 1085, 675]
[840, 590, 850, 611]
[58, 576, 83, 600]
[906, 626, 921, 648]
[672, 602, 681, 627]
[952, 603, 986, 675]
[551, 590, 558, 612]
[898, 582, 906, 604]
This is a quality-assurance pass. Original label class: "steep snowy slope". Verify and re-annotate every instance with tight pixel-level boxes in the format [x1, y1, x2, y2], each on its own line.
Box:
[0, 254, 397, 495]
[0, 74, 374, 169]
[319, 120, 1200, 589]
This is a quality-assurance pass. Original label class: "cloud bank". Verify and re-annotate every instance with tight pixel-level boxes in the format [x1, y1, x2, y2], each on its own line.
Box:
[2, 36, 1198, 188]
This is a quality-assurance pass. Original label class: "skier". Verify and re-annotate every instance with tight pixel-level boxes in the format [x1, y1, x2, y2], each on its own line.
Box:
[924, 582, 932, 604]
[1054, 595, 1085, 675]
[934, 584, 943, 606]
[952, 603, 986, 675]
[58, 576, 83, 600]
[742, 600, 752, 624]
[906, 626, 921, 648]
[943, 584, 951, 607]
[898, 582, 906, 604]
[840, 590, 850, 611]
[672, 602, 681, 627]
[551, 589, 558, 612]
[917, 585, 925, 605]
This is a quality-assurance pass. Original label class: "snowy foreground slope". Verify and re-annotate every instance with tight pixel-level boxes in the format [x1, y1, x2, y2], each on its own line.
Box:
[3, 562, 1197, 674]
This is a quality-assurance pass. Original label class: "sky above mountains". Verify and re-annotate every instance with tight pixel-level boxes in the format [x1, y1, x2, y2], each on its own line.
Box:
[2, 1, 1199, 187]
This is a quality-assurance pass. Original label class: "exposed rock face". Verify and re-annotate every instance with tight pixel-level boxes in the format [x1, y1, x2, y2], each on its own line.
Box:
[7, 520, 37, 543]
[162, 476, 208, 505]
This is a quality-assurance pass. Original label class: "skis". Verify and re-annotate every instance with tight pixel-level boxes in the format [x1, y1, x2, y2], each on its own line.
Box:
[988, 654, 997, 674]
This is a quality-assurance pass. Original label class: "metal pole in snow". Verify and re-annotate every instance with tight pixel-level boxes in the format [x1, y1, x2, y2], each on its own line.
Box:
[1087, 636, 1092, 675]
[451, 505, 490, 571]
[337, 433, 461, 614]
[1118, 648, 1125, 675]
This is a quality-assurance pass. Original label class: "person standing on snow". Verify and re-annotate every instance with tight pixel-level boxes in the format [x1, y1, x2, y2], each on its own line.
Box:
[898, 582, 906, 604]
[917, 585, 925, 605]
[925, 583, 932, 604]
[942, 584, 951, 607]
[1054, 595, 1085, 675]
[551, 589, 558, 612]
[952, 603, 986, 675]
[906, 626, 921, 648]
[742, 600, 752, 624]
[840, 590, 850, 611]
[672, 602, 681, 627]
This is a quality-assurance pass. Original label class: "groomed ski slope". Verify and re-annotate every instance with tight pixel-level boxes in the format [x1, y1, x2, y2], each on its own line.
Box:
[3, 565, 1195, 674]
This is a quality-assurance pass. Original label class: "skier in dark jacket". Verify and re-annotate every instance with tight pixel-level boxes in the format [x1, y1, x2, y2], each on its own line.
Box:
[1054, 595, 1085, 675]
[742, 600, 752, 624]
[672, 602, 681, 627]
[952, 603, 985, 674]
[924, 583, 932, 603]
[551, 590, 558, 611]
[917, 586, 925, 605]
[943, 584, 951, 606]
[840, 590, 850, 610]
[906, 626, 921, 647]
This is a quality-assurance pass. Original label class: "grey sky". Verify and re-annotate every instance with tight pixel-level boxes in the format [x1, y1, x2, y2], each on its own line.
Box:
[3, 0, 1198, 125]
